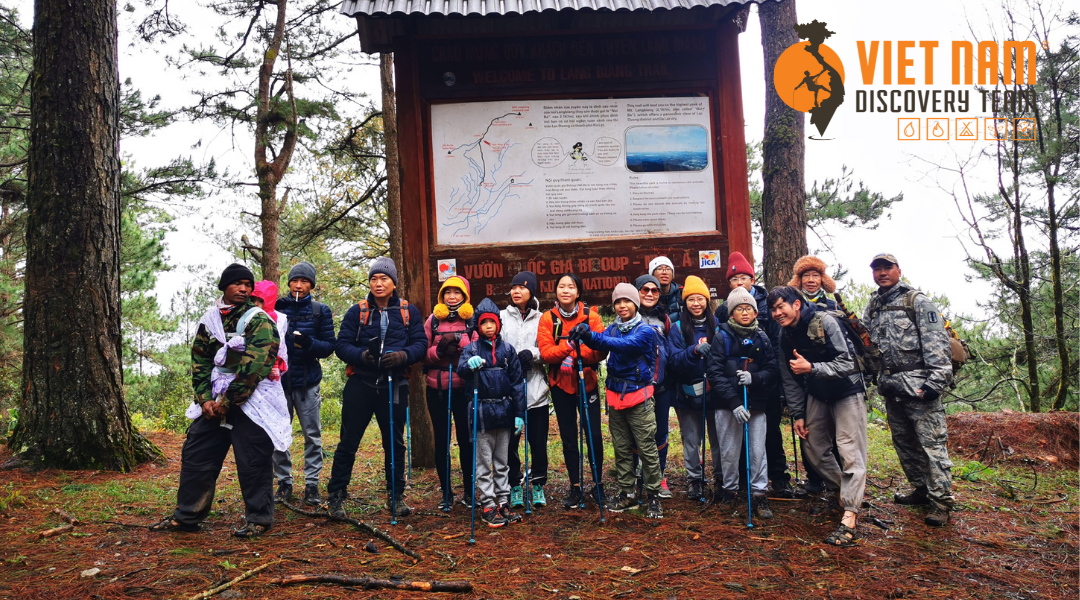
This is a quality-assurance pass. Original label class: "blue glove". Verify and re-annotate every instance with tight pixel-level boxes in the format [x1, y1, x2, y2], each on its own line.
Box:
[514, 417, 524, 434]
[568, 322, 592, 342]
[467, 356, 485, 370]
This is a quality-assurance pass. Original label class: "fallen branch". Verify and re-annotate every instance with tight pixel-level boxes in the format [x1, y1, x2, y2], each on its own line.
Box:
[37, 523, 73, 538]
[187, 559, 281, 600]
[53, 508, 79, 525]
[274, 574, 471, 593]
[281, 500, 420, 561]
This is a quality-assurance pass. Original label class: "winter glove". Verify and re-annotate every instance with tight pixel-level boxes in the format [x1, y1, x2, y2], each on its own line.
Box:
[381, 351, 408, 369]
[517, 349, 533, 365]
[467, 356, 485, 370]
[435, 334, 458, 359]
[736, 370, 752, 386]
[695, 341, 711, 357]
[560, 356, 575, 376]
[732, 405, 751, 424]
[567, 322, 592, 343]
[514, 417, 525, 435]
[920, 387, 940, 402]
[361, 350, 377, 365]
[293, 331, 313, 349]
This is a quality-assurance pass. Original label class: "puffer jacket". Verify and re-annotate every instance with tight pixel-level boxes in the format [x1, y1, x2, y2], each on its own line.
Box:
[501, 298, 550, 409]
[457, 299, 527, 431]
[422, 314, 473, 389]
[778, 300, 864, 419]
[659, 281, 683, 319]
[639, 303, 671, 387]
[668, 318, 717, 410]
[336, 291, 427, 389]
[275, 293, 335, 390]
[537, 302, 607, 394]
[706, 323, 780, 413]
[581, 317, 656, 408]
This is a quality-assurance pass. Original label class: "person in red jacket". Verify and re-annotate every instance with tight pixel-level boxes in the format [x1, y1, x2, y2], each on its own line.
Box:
[537, 273, 607, 508]
[422, 276, 476, 509]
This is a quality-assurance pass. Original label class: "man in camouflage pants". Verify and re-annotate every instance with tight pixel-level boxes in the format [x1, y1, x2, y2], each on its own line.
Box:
[863, 253, 955, 526]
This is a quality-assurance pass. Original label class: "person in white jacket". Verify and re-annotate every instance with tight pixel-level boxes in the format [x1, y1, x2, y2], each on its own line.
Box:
[501, 271, 551, 509]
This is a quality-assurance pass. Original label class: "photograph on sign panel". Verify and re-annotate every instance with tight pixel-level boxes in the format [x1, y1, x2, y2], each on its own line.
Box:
[431, 97, 718, 246]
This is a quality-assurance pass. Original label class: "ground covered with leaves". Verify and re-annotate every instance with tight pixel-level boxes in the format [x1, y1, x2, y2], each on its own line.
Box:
[0, 411, 1075, 599]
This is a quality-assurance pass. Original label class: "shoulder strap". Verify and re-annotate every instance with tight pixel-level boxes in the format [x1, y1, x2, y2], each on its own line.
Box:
[400, 299, 410, 328]
[549, 308, 563, 340]
[903, 290, 924, 354]
[717, 323, 735, 356]
[357, 300, 370, 326]
[310, 300, 324, 324]
[235, 306, 265, 336]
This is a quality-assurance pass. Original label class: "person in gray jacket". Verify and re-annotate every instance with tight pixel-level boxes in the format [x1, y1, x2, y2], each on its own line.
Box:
[863, 253, 955, 527]
[768, 286, 867, 548]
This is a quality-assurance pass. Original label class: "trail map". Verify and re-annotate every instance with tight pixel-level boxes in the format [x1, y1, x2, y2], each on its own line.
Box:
[431, 97, 717, 246]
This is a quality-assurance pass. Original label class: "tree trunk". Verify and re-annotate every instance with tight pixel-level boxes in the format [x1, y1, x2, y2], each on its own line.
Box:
[758, 0, 808, 288]
[11, 0, 159, 469]
[382, 53, 434, 468]
[259, 177, 282, 282]
[1008, 137, 1041, 411]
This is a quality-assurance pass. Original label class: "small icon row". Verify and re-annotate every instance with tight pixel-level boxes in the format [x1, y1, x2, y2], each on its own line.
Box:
[897, 117, 1036, 141]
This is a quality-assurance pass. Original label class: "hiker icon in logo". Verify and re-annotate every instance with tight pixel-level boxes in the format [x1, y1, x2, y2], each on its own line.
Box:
[773, 20, 845, 139]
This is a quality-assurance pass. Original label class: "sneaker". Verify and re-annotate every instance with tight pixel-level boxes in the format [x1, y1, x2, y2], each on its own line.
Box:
[437, 491, 456, 511]
[458, 491, 476, 509]
[587, 484, 607, 506]
[925, 507, 950, 527]
[303, 484, 321, 506]
[531, 484, 547, 507]
[895, 489, 931, 506]
[606, 491, 637, 512]
[510, 486, 525, 508]
[562, 486, 584, 509]
[481, 506, 507, 528]
[274, 481, 293, 504]
[805, 480, 824, 496]
[645, 495, 663, 519]
[499, 503, 522, 523]
[385, 497, 414, 518]
[687, 480, 704, 502]
[327, 490, 346, 519]
[658, 478, 673, 499]
[753, 495, 774, 520]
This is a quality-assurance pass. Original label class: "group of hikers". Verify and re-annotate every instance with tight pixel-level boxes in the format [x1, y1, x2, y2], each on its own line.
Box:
[151, 249, 958, 548]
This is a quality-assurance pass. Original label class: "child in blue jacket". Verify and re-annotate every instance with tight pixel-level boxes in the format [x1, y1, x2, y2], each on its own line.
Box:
[458, 299, 527, 528]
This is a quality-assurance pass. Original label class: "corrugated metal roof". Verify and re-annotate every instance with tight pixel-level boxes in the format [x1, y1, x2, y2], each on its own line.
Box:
[342, 0, 759, 18]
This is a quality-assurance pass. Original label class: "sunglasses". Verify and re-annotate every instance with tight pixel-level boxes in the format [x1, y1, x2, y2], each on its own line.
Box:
[640, 287, 660, 294]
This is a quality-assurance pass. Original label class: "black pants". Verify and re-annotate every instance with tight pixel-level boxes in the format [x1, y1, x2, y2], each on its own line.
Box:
[426, 386, 474, 493]
[551, 386, 603, 487]
[172, 408, 275, 527]
[508, 405, 550, 487]
[328, 377, 407, 497]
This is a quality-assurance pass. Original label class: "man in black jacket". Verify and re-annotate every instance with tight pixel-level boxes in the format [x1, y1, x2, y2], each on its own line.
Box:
[327, 258, 426, 519]
[273, 262, 337, 506]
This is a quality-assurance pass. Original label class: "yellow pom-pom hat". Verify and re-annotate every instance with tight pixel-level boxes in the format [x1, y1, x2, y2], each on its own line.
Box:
[432, 276, 473, 321]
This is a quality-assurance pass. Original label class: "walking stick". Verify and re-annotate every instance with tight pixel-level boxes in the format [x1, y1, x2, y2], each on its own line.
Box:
[574, 339, 605, 523]
[406, 406, 412, 484]
[468, 369, 479, 545]
[743, 359, 753, 529]
[791, 416, 799, 484]
[388, 372, 397, 526]
[445, 366, 453, 512]
[523, 376, 531, 515]
[700, 395, 708, 503]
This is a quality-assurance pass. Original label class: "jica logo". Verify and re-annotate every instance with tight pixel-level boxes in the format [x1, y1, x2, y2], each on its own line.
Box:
[773, 20, 846, 139]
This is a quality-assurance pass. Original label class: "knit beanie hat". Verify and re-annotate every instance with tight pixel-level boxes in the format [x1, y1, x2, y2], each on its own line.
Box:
[726, 251, 754, 279]
[682, 275, 711, 301]
[474, 298, 502, 337]
[288, 261, 317, 287]
[726, 287, 757, 315]
[787, 255, 837, 293]
[218, 263, 255, 291]
[634, 274, 661, 290]
[510, 271, 538, 299]
[433, 276, 474, 321]
[612, 282, 641, 307]
[369, 257, 399, 286]
[649, 256, 675, 276]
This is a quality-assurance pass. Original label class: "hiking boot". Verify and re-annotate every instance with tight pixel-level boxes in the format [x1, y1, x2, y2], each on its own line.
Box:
[531, 485, 547, 507]
[233, 522, 269, 538]
[302, 484, 321, 507]
[481, 506, 507, 528]
[646, 494, 663, 519]
[808, 494, 842, 516]
[562, 486, 584, 509]
[770, 481, 795, 499]
[274, 481, 293, 504]
[606, 491, 637, 513]
[925, 507, 950, 527]
[588, 484, 607, 506]
[713, 488, 737, 507]
[895, 488, 931, 506]
[510, 486, 525, 508]
[804, 480, 824, 496]
[327, 490, 346, 519]
[438, 491, 456, 511]
[385, 497, 414, 518]
[499, 503, 522, 523]
[753, 495, 774, 520]
[458, 491, 475, 509]
[658, 478, 673, 499]
[687, 480, 705, 502]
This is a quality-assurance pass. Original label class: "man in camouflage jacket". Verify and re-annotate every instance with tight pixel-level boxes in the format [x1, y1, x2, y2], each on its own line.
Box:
[863, 253, 954, 527]
[152, 263, 282, 538]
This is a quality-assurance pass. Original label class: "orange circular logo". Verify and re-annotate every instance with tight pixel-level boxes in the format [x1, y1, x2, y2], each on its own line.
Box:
[773, 41, 845, 113]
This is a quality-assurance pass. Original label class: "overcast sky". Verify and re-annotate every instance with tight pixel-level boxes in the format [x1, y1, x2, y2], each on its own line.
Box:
[13, 0, 1069, 320]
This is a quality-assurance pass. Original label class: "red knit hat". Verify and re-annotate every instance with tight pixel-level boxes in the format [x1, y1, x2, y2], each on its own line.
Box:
[726, 251, 754, 279]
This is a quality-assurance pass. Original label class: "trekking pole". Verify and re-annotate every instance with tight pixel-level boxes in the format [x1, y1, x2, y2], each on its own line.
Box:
[523, 375, 531, 515]
[574, 339, 605, 523]
[742, 359, 753, 529]
[388, 372, 397, 526]
[445, 366, 453, 513]
[468, 369, 479, 545]
[406, 405, 412, 484]
[790, 416, 799, 484]
[700, 396, 708, 503]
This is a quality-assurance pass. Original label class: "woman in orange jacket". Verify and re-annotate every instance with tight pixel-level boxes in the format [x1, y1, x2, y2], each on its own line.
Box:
[537, 273, 607, 508]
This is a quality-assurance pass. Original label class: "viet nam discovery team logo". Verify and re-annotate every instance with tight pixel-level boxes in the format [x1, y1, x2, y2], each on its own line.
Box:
[773, 20, 846, 139]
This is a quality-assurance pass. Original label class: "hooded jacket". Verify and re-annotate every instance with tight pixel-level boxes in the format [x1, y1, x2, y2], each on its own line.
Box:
[639, 302, 671, 386]
[252, 281, 289, 376]
[537, 301, 607, 394]
[336, 291, 426, 389]
[275, 292, 336, 390]
[581, 315, 657, 408]
[659, 281, 683, 319]
[778, 300, 865, 419]
[501, 297, 550, 409]
[423, 277, 475, 389]
[457, 299, 527, 431]
[668, 317, 717, 410]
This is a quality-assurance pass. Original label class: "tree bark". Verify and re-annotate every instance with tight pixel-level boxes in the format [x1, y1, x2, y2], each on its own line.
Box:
[11, 0, 159, 469]
[758, 0, 808, 288]
[1008, 135, 1040, 411]
[381, 53, 435, 469]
